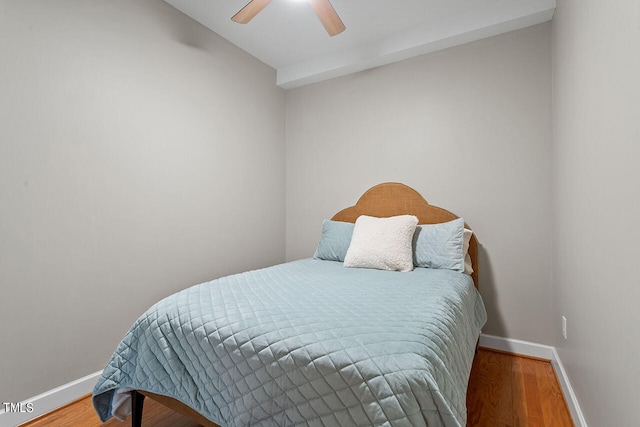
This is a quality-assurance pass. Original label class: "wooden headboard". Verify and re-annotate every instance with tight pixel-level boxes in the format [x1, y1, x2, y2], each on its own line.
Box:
[331, 182, 479, 287]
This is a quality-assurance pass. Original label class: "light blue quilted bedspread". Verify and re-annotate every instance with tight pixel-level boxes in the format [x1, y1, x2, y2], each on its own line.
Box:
[93, 259, 486, 426]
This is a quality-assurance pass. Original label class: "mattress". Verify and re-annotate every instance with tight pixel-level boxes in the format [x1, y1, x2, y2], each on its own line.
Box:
[93, 258, 486, 426]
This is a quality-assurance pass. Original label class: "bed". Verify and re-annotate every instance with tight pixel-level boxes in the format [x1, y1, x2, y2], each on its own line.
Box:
[92, 182, 486, 427]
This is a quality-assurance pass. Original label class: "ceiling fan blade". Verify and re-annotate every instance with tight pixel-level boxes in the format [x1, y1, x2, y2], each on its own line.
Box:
[231, 0, 272, 24]
[308, 0, 345, 36]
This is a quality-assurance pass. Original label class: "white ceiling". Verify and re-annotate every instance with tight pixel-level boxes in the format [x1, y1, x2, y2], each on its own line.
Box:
[164, 0, 555, 89]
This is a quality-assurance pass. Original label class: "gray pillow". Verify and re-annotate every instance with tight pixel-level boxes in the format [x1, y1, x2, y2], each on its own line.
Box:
[413, 218, 465, 272]
[313, 220, 355, 261]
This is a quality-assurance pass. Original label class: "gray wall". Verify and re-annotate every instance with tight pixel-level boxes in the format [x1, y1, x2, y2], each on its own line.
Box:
[551, 0, 640, 425]
[0, 0, 285, 402]
[286, 24, 554, 345]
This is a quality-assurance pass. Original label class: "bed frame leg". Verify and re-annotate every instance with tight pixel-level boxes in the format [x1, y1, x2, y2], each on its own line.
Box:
[131, 391, 145, 427]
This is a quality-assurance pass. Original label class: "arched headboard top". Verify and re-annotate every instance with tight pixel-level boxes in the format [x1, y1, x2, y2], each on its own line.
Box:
[331, 182, 479, 287]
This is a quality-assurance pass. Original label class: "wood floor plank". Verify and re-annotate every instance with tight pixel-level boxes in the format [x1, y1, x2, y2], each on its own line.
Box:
[536, 360, 574, 427]
[519, 355, 546, 425]
[21, 349, 574, 427]
[496, 351, 515, 426]
[466, 349, 513, 426]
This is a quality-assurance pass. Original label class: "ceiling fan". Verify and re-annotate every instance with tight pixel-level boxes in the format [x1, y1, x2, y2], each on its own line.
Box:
[231, 0, 346, 36]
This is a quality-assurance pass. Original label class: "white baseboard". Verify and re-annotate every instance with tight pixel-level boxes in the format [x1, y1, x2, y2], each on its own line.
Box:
[0, 371, 102, 427]
[479, 333, 556, 359]
[1, 335, 587, 427]
[480, 333, 587, 427]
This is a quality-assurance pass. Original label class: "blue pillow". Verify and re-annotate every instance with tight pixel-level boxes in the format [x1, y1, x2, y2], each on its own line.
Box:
[413, 218, 465, 272]
[314, 220, 355, 262]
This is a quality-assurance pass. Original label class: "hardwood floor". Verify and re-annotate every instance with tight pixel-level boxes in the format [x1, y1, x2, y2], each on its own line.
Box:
[20, 396, 199, 427]
[21, 348, 573, 427]
[466, 349, 574, 426]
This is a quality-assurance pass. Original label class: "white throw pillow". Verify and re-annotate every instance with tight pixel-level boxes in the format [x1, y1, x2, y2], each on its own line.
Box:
[344, 215, 419, 272]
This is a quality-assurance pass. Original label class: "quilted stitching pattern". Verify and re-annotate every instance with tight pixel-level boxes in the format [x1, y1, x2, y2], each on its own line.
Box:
[93, 259, 486, 427]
